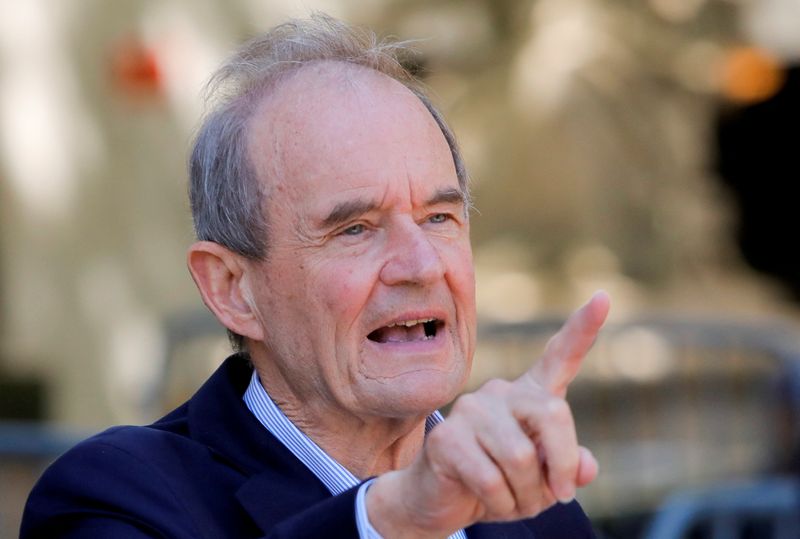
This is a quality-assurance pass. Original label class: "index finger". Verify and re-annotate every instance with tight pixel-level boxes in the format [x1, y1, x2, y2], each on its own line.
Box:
[521, 290, 610, 397]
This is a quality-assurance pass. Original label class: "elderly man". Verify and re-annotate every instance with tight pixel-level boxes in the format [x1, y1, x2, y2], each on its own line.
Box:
[22, 15, 609, 539]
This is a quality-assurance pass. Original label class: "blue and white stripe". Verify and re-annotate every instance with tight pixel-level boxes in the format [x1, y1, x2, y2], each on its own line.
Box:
[244, 370, 466, 539]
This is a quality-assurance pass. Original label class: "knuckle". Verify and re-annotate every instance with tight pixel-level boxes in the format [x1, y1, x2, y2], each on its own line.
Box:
[505, 443, 536, 470]
[517, 499, 544, 518]
[480, 378, 511, 396]
[492, 500, 517, 521]
[475, 469, 506, 499]
[451, 393, 482, 416]
[425, 423, 450, 447]
[543, 397, 571, 423]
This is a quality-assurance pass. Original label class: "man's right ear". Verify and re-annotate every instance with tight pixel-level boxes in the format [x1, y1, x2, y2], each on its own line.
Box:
[186, 241, 264, 342]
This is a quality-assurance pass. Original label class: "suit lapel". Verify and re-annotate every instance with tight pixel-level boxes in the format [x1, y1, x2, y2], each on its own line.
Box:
[185, 354, 333, 534]
[186, 354, 279, 476]
[235, 467, 332, 533]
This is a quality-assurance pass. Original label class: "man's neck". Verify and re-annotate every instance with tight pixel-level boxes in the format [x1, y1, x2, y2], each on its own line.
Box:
[251, 360, 428, 478]
[304, 413, 427, 478]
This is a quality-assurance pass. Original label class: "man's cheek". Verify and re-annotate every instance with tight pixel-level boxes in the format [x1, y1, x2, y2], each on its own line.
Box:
[320, 276, 359, 320]
[327, 266, 373, 303]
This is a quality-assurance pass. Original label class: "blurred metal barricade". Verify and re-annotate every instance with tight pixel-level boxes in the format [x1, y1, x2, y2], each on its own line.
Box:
[472, 316, 800, 538]
[643, 476, 800, 539]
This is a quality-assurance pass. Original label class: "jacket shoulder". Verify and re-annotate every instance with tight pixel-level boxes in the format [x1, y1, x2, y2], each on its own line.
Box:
[21, 425, 211, 538]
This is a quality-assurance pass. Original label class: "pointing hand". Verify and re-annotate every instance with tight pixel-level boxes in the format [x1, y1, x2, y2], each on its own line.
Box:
[367, 291, 611, 538]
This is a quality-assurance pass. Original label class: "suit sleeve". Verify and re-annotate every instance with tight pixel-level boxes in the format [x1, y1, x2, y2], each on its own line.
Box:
[21, 441, 203, 539]
[526, 500, 597, 538]
[21, 437, 364, 539]
[258, 491, 360, 539]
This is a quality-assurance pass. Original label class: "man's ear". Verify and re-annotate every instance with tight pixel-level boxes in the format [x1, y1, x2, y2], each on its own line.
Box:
[186, 241, 264, 342]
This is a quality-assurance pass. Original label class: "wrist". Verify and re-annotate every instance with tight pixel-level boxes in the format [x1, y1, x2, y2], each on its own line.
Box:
[366, 471, 444, 539]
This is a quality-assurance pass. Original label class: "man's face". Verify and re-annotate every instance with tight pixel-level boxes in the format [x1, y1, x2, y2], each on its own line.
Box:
[243, 63, 476, 423]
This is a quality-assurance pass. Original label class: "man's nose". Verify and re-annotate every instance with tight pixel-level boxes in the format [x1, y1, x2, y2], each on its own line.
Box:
[379, 221, 445, 286]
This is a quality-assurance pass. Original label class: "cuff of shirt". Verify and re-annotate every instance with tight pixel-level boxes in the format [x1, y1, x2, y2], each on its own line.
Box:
[355, 478, 384, 539]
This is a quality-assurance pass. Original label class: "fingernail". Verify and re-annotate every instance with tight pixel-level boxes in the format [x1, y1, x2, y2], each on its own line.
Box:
[557, 487, 575, 504]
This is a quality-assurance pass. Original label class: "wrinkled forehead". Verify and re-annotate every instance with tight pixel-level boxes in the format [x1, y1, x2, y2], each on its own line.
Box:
[244, 61, 451, 194]
[251, 60, 417, 125]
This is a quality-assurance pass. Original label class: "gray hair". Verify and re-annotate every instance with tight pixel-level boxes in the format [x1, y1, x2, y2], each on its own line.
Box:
[188, 13, 469, 350]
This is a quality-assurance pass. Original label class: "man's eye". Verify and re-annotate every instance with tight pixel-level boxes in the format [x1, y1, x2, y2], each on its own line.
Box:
[429, 213, 450, 224]
[342, 223, 365, 236]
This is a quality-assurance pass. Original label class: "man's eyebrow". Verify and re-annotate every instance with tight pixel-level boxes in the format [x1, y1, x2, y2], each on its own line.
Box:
[426, 187, 467, 208]
[320, 198, 379, 229]
[320, 187, 467, 229]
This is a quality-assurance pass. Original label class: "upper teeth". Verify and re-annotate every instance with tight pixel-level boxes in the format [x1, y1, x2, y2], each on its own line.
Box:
[387, 318, 435, 328]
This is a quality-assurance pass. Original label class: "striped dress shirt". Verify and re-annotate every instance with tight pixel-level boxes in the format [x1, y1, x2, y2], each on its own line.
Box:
[244, 370, 467, 539]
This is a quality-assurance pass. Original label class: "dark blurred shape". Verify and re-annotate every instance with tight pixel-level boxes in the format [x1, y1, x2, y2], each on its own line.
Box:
[716, 63, 800, 298]
[0, 373, 44, 421]
[0, 372, 52, 538]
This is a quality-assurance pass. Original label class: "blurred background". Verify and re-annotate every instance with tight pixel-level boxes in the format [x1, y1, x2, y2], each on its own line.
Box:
[1, 0, 799, 537]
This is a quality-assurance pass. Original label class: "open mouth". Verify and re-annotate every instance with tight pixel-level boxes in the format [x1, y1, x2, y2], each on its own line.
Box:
[367, 318, 442, 344]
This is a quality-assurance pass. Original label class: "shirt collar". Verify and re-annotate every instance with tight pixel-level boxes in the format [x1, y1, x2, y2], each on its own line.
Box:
[243, 369, 444, 495]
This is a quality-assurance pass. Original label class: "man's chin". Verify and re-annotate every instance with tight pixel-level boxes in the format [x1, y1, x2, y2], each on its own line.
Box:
[361, 368, 467, 417]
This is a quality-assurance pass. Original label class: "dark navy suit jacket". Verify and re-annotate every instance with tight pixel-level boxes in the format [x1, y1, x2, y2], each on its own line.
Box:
[21, 354, 595, 538]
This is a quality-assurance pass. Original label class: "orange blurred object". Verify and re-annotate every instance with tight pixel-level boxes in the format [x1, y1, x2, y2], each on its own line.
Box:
[720, 46, 785, 105]
[110, 36, 163, 98]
